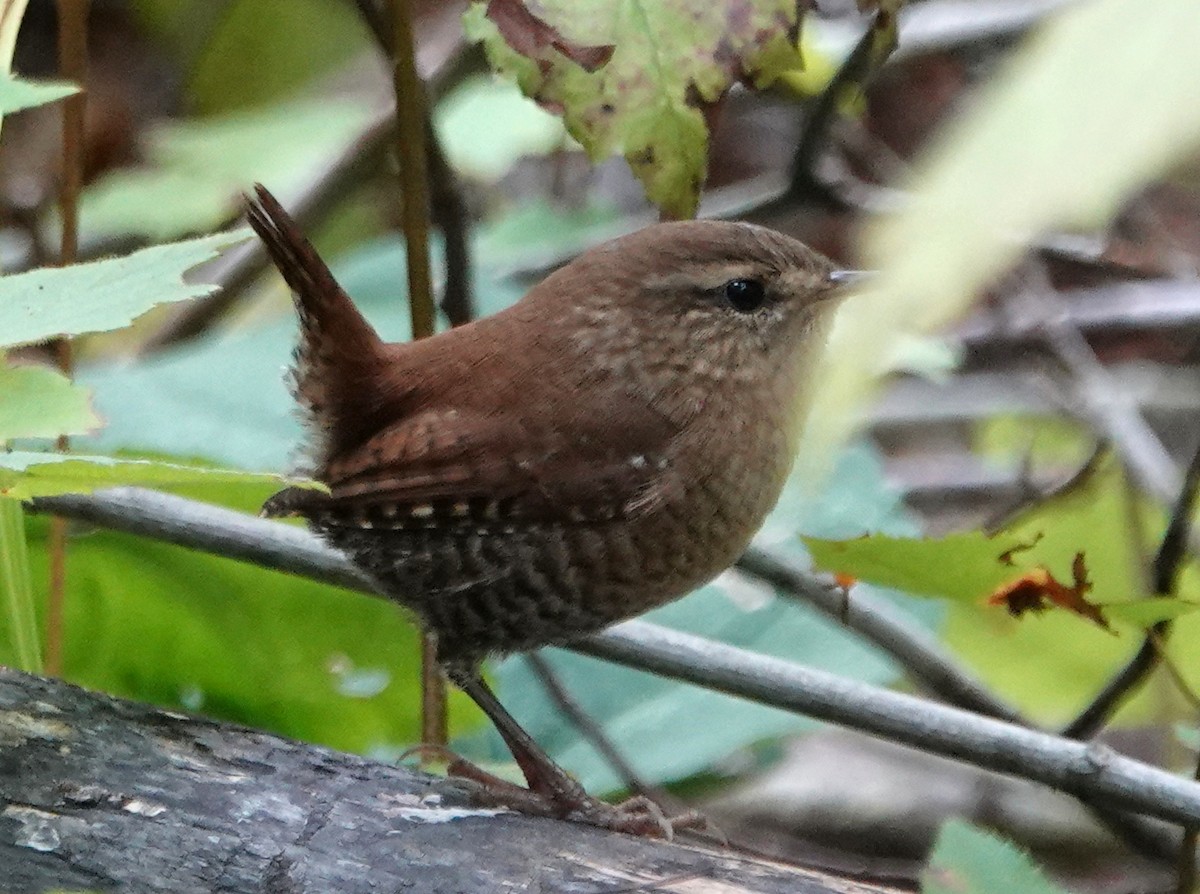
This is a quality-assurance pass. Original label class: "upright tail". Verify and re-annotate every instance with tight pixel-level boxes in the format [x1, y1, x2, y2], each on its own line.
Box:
[245, 184, 388, 473]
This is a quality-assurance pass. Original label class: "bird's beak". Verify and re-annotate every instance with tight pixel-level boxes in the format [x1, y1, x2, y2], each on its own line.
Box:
[826, 269, 872, 287]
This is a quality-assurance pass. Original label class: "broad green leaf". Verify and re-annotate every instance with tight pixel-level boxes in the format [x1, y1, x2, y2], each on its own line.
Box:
[801, 0, 1200, 473]
[0, 498, 40, 672]
[13, 505, 478, 755]
[78, 233, 522, 469]
[805, 531, 1024, 604]
[0, 74, 76, 116]
[807, 455, 1155, 609]
[0, 363, 100, 439]
[1100, 599, 1200, 627]
[923, 820, 1066, 894]
[82, 99, 375, 241]
[810, 455, 1194, 721]
[435, 77, 567, 181]
[184, 0, 365, 114]
[0, 230, 245, 349]
[465, 0, 805, 218]
[0, 451, 317, 500]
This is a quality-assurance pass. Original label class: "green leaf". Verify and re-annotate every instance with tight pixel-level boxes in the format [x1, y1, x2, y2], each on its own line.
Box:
[77, 235, 522, 470]
[12, 506, 478, 755]
[0, 363, 100, 439]
[1100, 599, 1200, 626]
[923, 820, 1066, 894]
[465, 0, 805, 218]
[183, 0, 366, 115]
[435, 77, 567, 181]
[805, 531, 1024, 604]
[0, 451, 318, 500]
[0, 74, 76, 116]
[807, 454, 1189, 721]
[82, 98, 375, 241]
[805, 454, 1182, 620]
[0, 499, 41, 673]
[0, 230, 245, 349]
[801, 0, 1200, 473]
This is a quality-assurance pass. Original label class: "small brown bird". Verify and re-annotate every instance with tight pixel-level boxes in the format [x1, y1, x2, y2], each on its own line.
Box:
[246, 184, 844, 834]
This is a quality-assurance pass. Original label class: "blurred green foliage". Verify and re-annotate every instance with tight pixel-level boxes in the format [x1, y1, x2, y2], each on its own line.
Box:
[2, 3, 1199, 865]
[923, 820, 1066, 894]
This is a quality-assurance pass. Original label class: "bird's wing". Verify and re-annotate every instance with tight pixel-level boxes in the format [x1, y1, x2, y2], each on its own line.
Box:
[263, 398, 681, 529]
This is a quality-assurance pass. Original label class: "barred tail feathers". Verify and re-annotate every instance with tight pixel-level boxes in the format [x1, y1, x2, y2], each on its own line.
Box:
[245, 184, 388, 469]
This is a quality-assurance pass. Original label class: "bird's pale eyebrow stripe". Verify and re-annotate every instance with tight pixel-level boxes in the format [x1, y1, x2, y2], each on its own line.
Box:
[642, 263, 763, 293]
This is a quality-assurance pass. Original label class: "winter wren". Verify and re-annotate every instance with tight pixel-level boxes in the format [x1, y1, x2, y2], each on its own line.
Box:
[247, 184, 843, 834]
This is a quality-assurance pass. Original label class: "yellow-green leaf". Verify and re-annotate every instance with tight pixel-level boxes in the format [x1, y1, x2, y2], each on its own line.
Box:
[465, 0, 805, 219]
[0, 452, 320, 500]
[0, 363, 100, 439]
[0, 230, 245, 349]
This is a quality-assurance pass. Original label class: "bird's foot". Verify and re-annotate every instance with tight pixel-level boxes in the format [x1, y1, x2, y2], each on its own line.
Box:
[401, 744, 706, 839]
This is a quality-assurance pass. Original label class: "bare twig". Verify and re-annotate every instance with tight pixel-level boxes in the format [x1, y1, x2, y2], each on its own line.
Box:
[1064, 435, 1200, 739]
[46, 0, 92, 676]
[736, 545, 1024, 723]
[387, 0, 443, 748]
[740, 537, 1176, 859]
[141, 23, 473, 354]
[427, 125, 473, 326]
[25, 487, 1200, 833]
[524, 653, 676, 807]
[351, 0, 474, 325]
[1181, 748, 1200, 894]
[1011, 265, 1183, 507]
[781, 21, 877, 209]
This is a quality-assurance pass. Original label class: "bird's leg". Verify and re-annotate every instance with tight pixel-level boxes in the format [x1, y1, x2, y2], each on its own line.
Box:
[451, 672, 700, 838]
[458, 674, 589, 808]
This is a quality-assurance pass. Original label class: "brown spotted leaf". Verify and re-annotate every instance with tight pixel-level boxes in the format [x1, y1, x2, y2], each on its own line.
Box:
[464, 0, 806, 219]
[987, 553, 1111, 631]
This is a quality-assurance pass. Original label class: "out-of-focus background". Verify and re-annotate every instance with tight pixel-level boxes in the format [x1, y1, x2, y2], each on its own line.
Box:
[4, 1, 1200, 889]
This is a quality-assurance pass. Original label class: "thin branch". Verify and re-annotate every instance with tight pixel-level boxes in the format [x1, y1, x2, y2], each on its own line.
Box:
[1012, 265, 1183, 510]
[141, 26, 473, 354]
[523, 653, 676, 807]
[46, 0, 91, 676]
[736, 545, 1025, 724]
[351, 0, 474, 325]
[782, 20, 877, 209]
[740, 539, 1177, 859]
[427, 123, 473, 326]
[1063, 435, 1200, 739]
[24, 488, 1200, 832]
[1180, 748, 1200, 894]
[388, 0, 443, 748]
[580, 621, 1200, 829]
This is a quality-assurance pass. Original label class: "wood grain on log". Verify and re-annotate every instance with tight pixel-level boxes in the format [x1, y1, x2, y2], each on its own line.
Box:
[0, 668, 897, 894]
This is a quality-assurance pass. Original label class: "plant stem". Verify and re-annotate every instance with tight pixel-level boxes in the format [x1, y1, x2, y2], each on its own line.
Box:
[388, 0, 444, 748]
[46, 0, 91, 677]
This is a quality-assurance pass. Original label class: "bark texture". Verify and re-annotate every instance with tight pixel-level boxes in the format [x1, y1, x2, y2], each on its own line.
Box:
[0, 668, 896, 894]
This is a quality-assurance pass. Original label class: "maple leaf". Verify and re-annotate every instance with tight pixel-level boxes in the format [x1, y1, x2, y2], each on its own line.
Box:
[987, 553, 1112, 631]
[464, 0, 806, 219]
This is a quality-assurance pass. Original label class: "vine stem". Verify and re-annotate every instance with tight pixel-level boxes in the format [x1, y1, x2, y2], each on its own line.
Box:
[46, 0, 91, 676]
[387, 0, 444, 748]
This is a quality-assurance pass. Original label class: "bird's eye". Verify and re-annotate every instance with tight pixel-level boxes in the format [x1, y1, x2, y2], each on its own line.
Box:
[723, 278, 766, 313]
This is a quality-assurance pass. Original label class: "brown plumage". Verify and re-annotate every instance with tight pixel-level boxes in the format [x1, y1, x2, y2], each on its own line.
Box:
[247, 184, 841, 832]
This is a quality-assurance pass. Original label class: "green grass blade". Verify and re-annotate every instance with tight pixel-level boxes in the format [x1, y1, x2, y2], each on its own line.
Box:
[0, 498, 43, 672]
